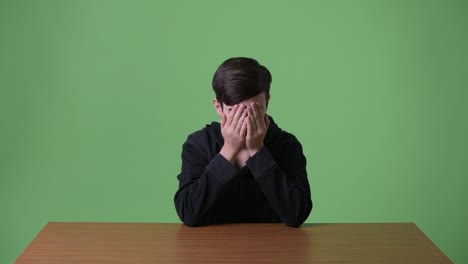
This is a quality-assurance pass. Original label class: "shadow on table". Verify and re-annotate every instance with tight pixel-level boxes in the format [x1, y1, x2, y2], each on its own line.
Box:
[172, 223, 312, 263]
[300, 223, 335, 228]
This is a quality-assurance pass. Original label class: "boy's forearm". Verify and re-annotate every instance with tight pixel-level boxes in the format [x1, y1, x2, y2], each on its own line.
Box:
[246, 147, 312, 227]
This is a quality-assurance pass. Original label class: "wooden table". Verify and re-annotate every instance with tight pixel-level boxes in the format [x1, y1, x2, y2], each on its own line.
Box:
[15, 222, 452, 263]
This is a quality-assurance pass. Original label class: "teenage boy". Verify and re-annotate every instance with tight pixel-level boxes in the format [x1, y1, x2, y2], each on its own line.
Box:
[174, 57, 312, 227]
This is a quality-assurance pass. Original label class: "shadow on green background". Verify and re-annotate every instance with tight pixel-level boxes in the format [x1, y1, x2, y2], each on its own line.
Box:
[1, 0, 467, 263]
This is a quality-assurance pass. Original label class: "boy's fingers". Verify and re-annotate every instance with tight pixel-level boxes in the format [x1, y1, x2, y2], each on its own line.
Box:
[232, 104, 246, 127]
[221, 114, 226, 128]
[252, 103, 260, 120]
[249, 107, 258, 132]
[246, 115, 253, 137]
[254, 104, 264, 129]
[250, 103, 261, 129]
[240, 118, 248, 137]
[235, 110, 248, 132]
[226, 104, 238, 127]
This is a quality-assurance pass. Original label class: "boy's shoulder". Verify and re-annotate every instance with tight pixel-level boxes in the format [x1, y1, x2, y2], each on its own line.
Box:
[185, 121, 222, 146]
[264, 116, 302, 145]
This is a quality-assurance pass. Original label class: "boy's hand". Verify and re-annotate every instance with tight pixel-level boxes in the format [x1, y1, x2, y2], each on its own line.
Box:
[246, 103, 270, 156]
[220, 104, 248, 164]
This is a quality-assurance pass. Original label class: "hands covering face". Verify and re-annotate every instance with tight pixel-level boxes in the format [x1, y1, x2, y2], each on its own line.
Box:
[220, 102, 270, 156]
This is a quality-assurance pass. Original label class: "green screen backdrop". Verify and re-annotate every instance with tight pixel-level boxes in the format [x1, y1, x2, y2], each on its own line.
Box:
[1, 0, 467, 263]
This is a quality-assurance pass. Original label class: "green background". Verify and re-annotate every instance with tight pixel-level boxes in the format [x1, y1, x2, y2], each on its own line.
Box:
[1, 0, 467, 263]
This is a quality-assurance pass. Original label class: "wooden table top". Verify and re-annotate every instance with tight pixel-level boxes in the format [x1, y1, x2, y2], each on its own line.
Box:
[15, 222, 452, 263]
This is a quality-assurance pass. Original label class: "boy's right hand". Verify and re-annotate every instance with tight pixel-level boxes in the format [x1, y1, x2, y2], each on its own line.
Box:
[219, 104, 248, 164]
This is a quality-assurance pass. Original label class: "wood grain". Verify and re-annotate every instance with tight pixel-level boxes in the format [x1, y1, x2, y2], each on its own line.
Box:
[14, 222, 452, 263]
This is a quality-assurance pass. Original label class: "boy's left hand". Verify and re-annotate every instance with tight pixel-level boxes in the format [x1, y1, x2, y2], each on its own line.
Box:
[246, 102, 270, 156]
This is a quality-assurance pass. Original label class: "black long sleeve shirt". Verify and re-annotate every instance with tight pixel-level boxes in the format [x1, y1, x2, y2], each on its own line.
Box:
[174, 116, 312, 227]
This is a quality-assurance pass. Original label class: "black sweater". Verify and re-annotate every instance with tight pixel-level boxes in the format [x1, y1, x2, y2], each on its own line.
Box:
[174, 116, 312, 227]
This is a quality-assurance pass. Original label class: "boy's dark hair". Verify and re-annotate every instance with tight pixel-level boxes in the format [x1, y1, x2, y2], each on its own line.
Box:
[212, 57, 272, 106]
